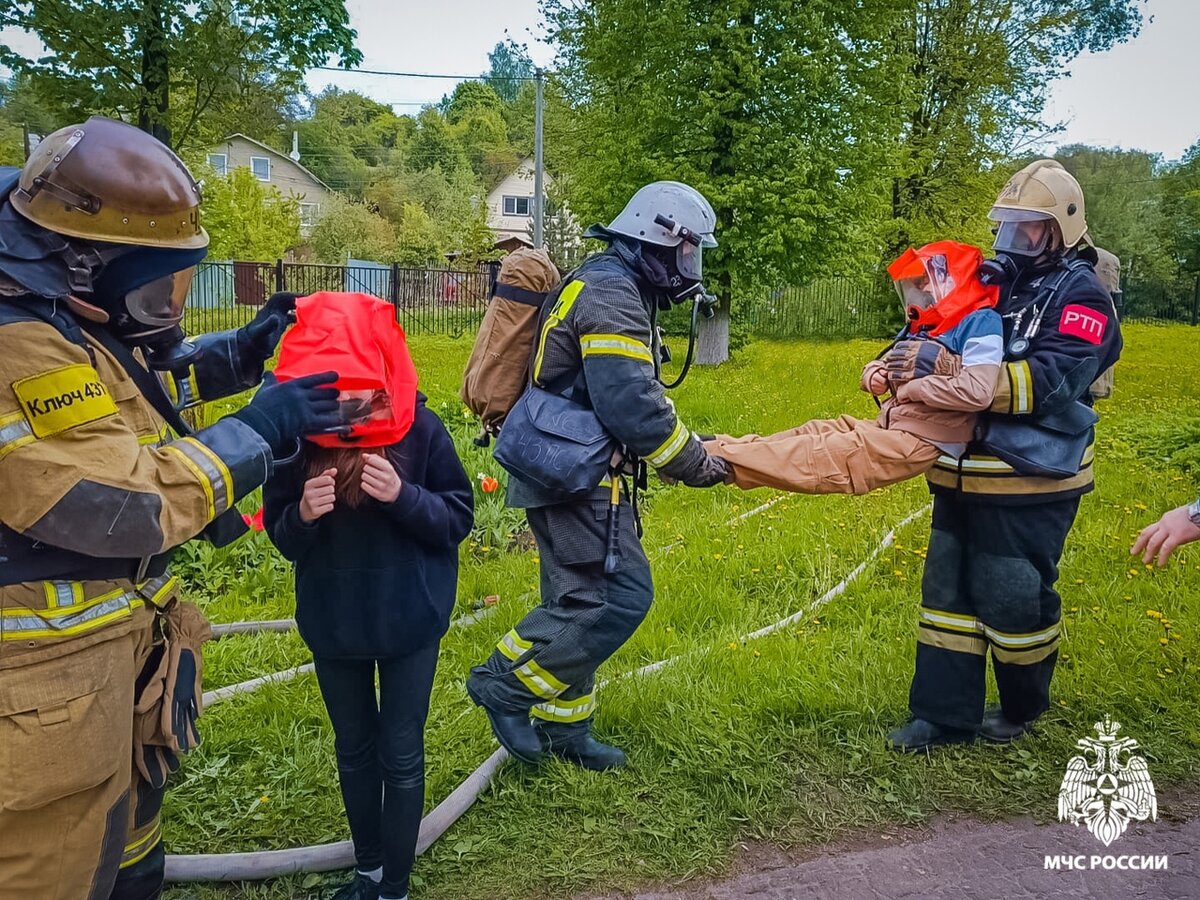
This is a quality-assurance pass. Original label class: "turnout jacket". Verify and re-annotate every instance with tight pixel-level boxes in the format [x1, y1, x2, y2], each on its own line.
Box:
[508, 243, 713, 508]
[0, 297, 270, 668]
[926, 249, 1123, 503]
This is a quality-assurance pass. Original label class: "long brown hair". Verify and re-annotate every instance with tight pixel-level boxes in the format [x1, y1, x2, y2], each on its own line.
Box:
[304, 446, 385, 508]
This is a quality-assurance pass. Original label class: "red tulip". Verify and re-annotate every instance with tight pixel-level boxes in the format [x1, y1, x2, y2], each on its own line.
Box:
[242, 508, 265, 532]
[480, 475, 499, 494]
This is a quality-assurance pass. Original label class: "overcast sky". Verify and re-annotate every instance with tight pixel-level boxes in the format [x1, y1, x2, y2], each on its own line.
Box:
[3, 0, 1196, 160]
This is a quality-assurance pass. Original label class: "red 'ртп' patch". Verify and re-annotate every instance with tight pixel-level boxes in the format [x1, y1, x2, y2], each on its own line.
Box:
[1059, 304, 1108, 344]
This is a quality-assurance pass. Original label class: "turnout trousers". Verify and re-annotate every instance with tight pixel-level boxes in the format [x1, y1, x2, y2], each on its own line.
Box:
[908, 492, 1080, 731]
[467, 494, 653, 742]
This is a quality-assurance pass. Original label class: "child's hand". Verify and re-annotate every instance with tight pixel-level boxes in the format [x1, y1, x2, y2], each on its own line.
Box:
[299, 468, 337, 523]
[866, 369, 890, 395]
[361, 453, 402, 504]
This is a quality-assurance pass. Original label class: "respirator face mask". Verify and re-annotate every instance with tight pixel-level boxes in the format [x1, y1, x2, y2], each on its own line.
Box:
[87, 246, 207, 369]
[980, 212, 1055, 287]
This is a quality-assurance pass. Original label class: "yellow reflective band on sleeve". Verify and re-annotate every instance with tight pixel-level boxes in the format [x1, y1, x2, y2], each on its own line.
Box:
[647, 418, 691, 467]
[12, 364, 118, 439]
[137, 574, 178, 608]
[1008, 360, 1032, 414]
[0, 410, 35, 460]
[120, 819, 162, 868]
[496, 628, 533, 662]
[533, 279, 586, 383]
[514, 658, 569, 700]
[531, 692, 597, 723]
[163, 437, 231, 519]
[580, 333, 654, 363]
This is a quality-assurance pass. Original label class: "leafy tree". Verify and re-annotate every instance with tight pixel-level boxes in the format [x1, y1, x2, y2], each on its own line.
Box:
[290, 88, 407, 195]
[197, 165, 300, 260]
[484, 40, 535, 104]
[544, 0, 903, 363]
[0, 0, 361, 149]
[883, 0, 1145, 257]
[394, 202, 442, 267]
[1055, 145, 1175, 285]
[407, 107, 470, 175]
[1161, 139, 1200, 278]
[310, 195, 398, 263]
[444, 81, 505, 125]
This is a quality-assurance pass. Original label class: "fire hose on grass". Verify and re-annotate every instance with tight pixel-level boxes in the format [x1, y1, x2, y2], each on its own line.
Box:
[165, 502, 930, 882]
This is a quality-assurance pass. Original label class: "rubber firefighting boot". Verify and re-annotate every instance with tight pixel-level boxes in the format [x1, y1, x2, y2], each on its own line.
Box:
[887, 718, 976, 753]
[980, 704, 1036, 744]
[466, 681, 544, 764]
[540, 730, 628, 771]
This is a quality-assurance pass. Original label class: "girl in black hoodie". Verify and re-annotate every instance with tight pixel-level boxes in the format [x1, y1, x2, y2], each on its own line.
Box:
[264, 393, 473, 900]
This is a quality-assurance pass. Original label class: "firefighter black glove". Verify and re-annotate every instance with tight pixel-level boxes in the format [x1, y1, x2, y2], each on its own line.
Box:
[236, 292, 299, 371]
[884, 340, 960, 384]
[682, 453, 730, 488]
[232, 371, 342, 454]
[170, 648, 200, 752]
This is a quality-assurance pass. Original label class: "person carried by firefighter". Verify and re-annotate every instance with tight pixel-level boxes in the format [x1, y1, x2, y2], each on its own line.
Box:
[705, 240, 1004, 495]
[463, 181, 729, 771]
[0, 117, 344, 900]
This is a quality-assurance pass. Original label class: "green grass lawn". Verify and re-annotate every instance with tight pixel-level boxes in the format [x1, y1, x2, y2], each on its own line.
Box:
[164, 323, 1200, 900]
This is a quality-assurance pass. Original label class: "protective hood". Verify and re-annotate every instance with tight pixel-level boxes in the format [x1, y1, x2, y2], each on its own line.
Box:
[275, 291, 419, 448]
[887, 240, 999, 337]
[0, 169, 79, 299]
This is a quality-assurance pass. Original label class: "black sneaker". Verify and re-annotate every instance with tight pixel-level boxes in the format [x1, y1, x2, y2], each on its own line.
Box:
[980, 704, 1036, 744]
[887, 718, 976, 752]
[329, 873, 381, 900]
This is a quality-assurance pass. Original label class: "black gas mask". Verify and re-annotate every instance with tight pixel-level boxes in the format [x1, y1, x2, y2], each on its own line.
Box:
[87, 246, 207, 370]
[980, 214, 1061, 288]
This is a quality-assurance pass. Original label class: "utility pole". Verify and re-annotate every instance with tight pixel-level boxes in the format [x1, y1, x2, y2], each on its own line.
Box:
[533, 67, 545, 249]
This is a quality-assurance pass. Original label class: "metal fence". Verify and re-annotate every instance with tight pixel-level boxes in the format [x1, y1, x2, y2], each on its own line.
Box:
[184, 259, 497, 337]
[1121, 276, 1200, 325]
[184, 260, 1198, 342]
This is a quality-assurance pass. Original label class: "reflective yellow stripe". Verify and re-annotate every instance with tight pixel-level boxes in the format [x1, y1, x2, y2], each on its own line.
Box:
[163, 438, 230, 519]
[514, 658, 569, 700]
[137, 574, 178, 608]
[580, 333, 654, 363]
[647, 419, 691, 467]
[992, 640, 1059, 665]
[121, 819, 162, 868]
[917, 626, 987, 656]
[43, 581, 85, 609]
[1, 591, 143, 639]
[496, 628, 533, 662]
[982, 622, 1060, 649]
[531, 692, 597, 723]
[533, 280, 586, 382]
[919, 608, 982, 634]
[0, 410, 35, 460]
[188, 438, 234, 511]
[1009, 360, 1032, 414]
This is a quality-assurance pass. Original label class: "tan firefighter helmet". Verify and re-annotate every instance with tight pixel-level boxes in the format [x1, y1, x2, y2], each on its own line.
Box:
[989, 159, 1088, 252]
[11, 116, 207, 250]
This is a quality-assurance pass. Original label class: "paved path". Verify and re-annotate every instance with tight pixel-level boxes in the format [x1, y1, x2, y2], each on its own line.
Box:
[586, 812, 1199, 900]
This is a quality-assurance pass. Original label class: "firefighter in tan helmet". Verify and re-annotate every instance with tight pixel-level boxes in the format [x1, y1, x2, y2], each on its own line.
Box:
[0, 117, 343, 899]
[886, 159, 1123, 752]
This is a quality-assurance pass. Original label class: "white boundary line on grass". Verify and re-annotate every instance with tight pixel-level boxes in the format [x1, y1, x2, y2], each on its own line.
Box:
[165, 501, 930, 882]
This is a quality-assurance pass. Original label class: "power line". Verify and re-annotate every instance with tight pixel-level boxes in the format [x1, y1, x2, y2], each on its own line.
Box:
[314, 66, 537, 82]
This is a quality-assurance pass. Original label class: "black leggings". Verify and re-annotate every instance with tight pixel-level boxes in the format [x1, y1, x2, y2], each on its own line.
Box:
[313, 643, 440, 897]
